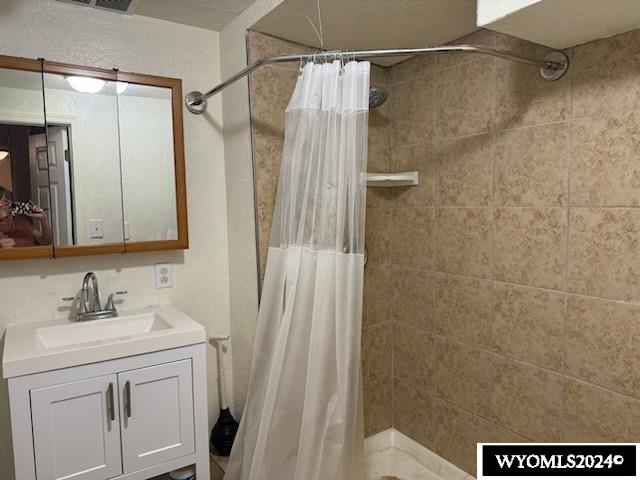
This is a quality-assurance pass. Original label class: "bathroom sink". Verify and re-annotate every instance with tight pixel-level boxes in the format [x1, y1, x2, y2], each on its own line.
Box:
[2, 305, 205, 378]
[36, 312, 172, 349]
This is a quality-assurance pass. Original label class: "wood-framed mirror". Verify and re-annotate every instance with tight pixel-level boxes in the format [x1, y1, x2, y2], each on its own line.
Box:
[0, 54, 188, 261]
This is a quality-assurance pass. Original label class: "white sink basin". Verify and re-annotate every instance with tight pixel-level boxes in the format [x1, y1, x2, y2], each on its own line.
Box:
[3, 306, 205, 378]
[37, 312, 172, 349]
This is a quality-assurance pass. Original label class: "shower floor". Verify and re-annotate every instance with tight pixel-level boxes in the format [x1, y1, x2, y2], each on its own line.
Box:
[205, 429, 473, 480]
[365, 447, 443, 480]
[206, 450, 438, 480]
[364, 429, 475, 480]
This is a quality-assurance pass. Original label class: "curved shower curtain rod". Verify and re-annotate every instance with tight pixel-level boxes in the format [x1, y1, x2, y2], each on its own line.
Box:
[185, 44, 569, 115]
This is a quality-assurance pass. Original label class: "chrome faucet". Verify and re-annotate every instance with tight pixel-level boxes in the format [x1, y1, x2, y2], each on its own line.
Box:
[81, 272, 101, 314]
[63, 272, 127, 321]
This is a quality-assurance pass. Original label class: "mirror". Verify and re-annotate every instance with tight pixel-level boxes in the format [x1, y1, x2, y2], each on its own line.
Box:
[0, 60, 54, 258]
[0, 56, 188, 260]
[42, 69, 125, 248]
[117, 82, 178, 243]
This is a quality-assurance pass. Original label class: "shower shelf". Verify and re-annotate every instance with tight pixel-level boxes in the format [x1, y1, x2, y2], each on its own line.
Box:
[366, 171, 419, 187]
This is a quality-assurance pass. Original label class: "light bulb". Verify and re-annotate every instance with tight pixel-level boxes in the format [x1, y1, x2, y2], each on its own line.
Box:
[116, 82, 128, 94]
[0, 151, 8, 161]
[66, 76, 105, 94]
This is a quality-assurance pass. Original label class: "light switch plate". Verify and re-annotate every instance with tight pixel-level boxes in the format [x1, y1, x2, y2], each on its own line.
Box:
[88, 219, 103, 239]
[155, 263, 172, 289]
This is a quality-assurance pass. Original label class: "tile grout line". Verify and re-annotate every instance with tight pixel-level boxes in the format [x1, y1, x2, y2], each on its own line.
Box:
[385, 65, 396, 437]
[368, 204, 640, 210]
[395, 118, 572, 147]
[431, 60, 440, 456]
[388, 54, 487, 88]
[386, 261, 640, 307]
[396, 376, 538, 446]
[436, 396, 537, 443]
[489, 54, 498, 414]
[561, 46, 575, 440]
[391, 268, 395, 433]
[395, 318, 640, 408]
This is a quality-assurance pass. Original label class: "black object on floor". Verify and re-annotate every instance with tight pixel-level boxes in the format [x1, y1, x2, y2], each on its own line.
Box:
[211, 407, 239, 456]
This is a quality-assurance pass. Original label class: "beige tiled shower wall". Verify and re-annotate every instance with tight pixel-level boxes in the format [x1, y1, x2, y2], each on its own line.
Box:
[249, 27, 640, 478]
[364, 27, 640, 476]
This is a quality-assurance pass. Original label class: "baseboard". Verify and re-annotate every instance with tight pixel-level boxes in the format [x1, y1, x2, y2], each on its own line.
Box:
[365, 429, 475, 480]
[210, 453, 228, 479]
[364, 429, 395, 456]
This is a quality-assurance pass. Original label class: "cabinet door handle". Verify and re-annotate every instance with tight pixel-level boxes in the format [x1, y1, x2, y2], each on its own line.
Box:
[107, 382, 115, 421]
[125, 380, 132, 418]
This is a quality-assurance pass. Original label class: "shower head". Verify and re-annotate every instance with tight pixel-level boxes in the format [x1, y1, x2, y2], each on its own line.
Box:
[369, 86, 388, 109]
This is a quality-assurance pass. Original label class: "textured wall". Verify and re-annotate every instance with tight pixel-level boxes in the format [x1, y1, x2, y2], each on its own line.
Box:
[362, 28, 640, 475]
[0, 0, 229, 476]
[218, 0, 285, 415]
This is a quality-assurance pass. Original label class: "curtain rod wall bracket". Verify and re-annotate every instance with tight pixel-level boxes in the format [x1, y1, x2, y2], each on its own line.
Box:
[185, 45, 569, 115]
[539, 51, 570, 81]
[185, 90, 208, 115]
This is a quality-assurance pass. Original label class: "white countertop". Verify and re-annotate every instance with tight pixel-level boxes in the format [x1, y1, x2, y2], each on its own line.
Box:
[3, 305, 206, 378]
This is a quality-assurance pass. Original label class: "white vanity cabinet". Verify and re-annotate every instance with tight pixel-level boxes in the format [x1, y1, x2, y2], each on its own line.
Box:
[8, 344, 210, 480]
[31, 374, 123, 480]
[118, 360, 195, 473]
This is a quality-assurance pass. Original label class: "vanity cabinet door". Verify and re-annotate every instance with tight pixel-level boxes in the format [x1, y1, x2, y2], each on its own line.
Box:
[118, 359, 195, 473]
[30, 374, 122, 480]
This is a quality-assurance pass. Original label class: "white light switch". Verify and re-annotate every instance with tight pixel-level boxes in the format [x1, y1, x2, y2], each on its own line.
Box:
[155, 263, 172, 289]
[88, 219, 103, 239]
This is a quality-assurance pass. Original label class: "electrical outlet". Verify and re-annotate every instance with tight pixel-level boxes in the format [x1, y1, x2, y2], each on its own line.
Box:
[154, 263, 172, 289]
[88, 219, 103, 239]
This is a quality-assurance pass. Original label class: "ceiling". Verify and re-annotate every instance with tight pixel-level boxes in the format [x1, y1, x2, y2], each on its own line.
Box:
[134, 0, 258, 31]
[251, 0, 479, 65]
[479, 0, 640, 49]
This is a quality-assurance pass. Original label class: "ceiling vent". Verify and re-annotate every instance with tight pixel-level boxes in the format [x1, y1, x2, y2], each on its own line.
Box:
[56, 0, 142, 15]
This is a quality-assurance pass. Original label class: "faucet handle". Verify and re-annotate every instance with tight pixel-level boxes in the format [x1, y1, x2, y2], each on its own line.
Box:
[105, 291, 128, 311]
[62, 296, 77, 301]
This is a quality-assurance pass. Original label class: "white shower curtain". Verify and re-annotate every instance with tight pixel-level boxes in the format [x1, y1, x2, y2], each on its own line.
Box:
[226, 59, 370, 480]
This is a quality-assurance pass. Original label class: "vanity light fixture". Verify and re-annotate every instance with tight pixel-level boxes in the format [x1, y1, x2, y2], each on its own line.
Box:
[66, 75, 106, 94]
[0, 151, 9, 161]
